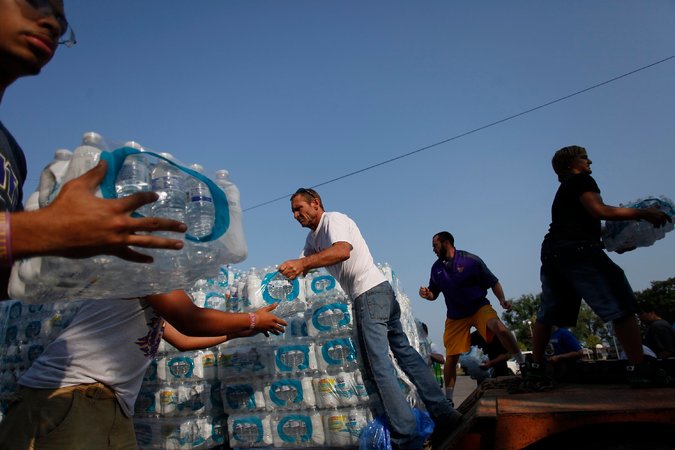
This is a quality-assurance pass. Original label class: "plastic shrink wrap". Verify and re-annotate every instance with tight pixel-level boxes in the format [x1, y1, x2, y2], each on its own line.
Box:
[602, 196, 674, 253]
[132, 264, 425, 449]
[8, 132, 247, 304]
[459, 346, 493, 383]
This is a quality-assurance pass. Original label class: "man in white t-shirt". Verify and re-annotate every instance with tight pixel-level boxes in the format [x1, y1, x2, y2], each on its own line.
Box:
[278, 188, 461, 450]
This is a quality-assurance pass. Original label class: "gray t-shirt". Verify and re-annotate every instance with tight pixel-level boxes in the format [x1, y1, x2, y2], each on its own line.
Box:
[20, 298, 164, 416]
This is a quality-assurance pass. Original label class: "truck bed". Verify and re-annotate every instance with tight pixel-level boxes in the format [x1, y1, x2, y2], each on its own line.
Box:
[439, 360, 675, 450]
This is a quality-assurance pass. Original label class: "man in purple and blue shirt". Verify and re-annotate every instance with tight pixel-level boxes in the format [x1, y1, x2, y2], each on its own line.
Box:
[420, 231, 525, 405]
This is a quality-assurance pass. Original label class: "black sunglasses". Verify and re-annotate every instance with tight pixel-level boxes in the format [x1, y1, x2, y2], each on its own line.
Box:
[295, 188, 319, 199]
[19, 0, 76, 46]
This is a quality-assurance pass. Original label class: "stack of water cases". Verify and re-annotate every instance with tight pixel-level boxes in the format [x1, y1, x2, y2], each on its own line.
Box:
[0, 300, 82, 421]
[134, 263, 424, 449]
[8, 132, 247, 304]
[133, 265, 242, 450]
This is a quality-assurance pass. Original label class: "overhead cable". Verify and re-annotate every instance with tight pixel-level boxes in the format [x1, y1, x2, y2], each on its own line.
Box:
[245, 55, 675, 212]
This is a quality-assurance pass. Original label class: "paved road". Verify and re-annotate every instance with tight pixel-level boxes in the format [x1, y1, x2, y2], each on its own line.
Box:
[453, 375, 479, 407]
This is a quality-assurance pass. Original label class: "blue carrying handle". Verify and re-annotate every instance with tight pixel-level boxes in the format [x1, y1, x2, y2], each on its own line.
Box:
[100, 147, 230, 243]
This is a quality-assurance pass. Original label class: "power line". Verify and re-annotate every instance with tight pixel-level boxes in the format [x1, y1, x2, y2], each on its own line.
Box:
[245, 55, 675, 212]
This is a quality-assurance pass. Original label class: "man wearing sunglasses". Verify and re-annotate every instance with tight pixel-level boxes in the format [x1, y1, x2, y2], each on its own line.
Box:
[0, 0, 187, 299]
[279, 188, 462, 450]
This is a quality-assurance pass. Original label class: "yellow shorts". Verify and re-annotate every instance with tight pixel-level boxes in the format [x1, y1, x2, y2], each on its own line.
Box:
[443, 304, 499, 356]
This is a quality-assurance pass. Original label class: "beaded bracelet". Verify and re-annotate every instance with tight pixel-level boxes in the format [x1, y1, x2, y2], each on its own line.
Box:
[248, 312, 257, 331]
[0, 212, 12, 267]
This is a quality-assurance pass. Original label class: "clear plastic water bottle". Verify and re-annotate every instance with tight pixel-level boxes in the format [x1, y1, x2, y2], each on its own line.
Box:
[215, 169, 247, 263]
[150, 153, 187, 223]
[215, 169, 240, 208]
[115, 141, 151, 198]
[186, 163, 215, 238]
[62, 131, 105, 184]
[39, 133, 106, 294]
[245, 268, 263, 309]
[38, 148, 72, 206]
[115, 142, 153, 219]
[148, 153, 188, 275]
[184, 163, 218, 277]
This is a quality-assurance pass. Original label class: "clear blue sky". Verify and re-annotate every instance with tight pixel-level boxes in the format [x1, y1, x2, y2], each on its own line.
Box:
[2, 1, 674, 347]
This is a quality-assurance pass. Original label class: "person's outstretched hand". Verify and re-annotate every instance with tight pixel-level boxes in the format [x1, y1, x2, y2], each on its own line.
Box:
[499, 299, 513, 311]
[25, 161, 187, 262]
[642, 207, 672, 228]
[278, 259, 305, 280]
[253, 303, 287, 336]
[419, 286, 435, 300]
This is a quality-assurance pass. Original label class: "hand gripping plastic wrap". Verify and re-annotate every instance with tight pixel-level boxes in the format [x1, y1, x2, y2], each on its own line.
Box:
[8, 134, 247, 304]
[459, 345, 493, 383]
[602, 196, 675, 253]
[132, 264, 428, 449]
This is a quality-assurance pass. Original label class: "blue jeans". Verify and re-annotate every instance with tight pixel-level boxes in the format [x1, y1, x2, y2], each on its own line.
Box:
[353, 282, 454, 449]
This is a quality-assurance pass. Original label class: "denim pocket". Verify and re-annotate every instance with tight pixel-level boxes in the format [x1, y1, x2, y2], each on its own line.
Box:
[365, 288, 391, 322]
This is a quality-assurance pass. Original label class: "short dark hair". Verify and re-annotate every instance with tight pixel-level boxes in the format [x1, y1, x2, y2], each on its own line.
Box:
[434, 231, 454, 246]
[552, 145, 587, 181]
[638, 302, 656, 314]
[291, 188, 324, 209]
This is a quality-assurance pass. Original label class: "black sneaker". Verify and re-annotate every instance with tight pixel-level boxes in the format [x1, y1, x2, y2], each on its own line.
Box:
[519, 362, 554, 391]
[429, 410, 463, 449]
[626, 360, 672, 387]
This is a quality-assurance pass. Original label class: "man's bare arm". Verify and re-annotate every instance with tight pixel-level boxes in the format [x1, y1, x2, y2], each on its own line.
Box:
[278, 242, 351, 280]
[11, 161, 187, 263]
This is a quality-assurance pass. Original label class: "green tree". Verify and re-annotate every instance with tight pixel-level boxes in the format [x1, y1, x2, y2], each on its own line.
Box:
[635, 277, 675, 324]
[502, 294, 610, 352]
[497, 276, 675, 356]
[572, 303, 609, 348]
[501, 294, 538, 350]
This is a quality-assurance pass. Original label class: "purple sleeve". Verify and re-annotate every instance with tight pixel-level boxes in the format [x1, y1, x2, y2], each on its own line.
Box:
[428, 262, 441, 296]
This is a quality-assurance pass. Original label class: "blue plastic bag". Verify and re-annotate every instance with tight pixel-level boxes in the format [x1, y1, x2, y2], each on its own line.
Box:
[359, 415, 391, 450]
[414, 408, 435, 442]
[358, 408, 434, 450]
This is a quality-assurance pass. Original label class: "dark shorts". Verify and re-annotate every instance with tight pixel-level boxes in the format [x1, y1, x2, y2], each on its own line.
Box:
[537, 239, 638, 326]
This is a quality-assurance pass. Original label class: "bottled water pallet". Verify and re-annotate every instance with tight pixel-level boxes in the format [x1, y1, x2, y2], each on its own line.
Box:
[135, 264, 423, 450]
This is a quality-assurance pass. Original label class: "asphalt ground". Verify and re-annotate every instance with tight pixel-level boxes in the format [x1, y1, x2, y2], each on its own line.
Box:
[453, 375, 479, 407]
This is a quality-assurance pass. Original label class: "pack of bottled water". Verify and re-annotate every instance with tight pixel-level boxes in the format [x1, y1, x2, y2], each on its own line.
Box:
[134, 344, 227, 449]
[602, 196, 675, 253]
[133, 262, 425, 449]
[134, 414, 227, 450]
[0, 300, 82, 418]
[459, 346, 493, 383]
[8, 132, 248, 304]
